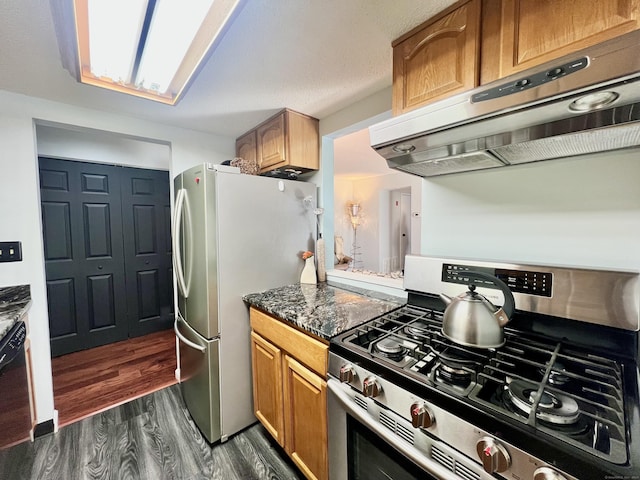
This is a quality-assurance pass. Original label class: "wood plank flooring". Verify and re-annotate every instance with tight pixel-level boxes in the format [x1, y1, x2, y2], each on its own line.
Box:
[0, 384, 304, 480]
[52, 329, 177, 428]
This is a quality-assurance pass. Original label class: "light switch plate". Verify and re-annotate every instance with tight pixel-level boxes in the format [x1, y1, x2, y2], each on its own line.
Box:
[0, 241, 22, 262]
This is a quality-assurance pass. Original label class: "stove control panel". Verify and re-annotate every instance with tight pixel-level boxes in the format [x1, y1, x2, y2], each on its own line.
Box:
[442, 263, 553, 297]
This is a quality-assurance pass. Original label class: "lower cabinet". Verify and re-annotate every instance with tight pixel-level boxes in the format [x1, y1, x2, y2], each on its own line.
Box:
[250, 307, 328, 480]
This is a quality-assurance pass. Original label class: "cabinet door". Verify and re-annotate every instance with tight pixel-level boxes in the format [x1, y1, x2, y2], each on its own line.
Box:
[257, 112, 286, 171]
[392, 0, 480, 115]
[283, 355, 328, 480]
[481, 0, 640, 83]
[250, 332, 285, 446]
[235, 130, 257, 164]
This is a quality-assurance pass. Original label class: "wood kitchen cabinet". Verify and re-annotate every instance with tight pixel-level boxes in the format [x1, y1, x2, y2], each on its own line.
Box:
[392, 0, 640, 114]
[480, 0, 640, 83]
[392, 0, 481, 115]
[236, 109, 319, 175]
[250, 307, 328, 480]
[235, 130, 257, 167]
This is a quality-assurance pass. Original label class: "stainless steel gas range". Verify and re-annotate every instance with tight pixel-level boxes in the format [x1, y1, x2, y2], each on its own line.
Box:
[327, 255, 640, 480]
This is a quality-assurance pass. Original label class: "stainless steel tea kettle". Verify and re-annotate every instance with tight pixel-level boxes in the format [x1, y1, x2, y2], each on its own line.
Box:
[439, 271, 516, 349]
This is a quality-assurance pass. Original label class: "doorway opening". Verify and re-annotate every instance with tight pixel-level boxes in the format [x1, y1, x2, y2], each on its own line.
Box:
[35, 124, 176, 427]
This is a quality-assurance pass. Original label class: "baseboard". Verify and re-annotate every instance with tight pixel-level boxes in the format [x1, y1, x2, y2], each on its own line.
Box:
[33, 419, 55, 438]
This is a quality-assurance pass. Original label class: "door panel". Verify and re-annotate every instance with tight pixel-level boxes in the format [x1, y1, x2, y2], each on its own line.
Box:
[46, 279, 76, 337]
[83, 203, 112, 257]
[41, 202, 72, 260]
[40, 158, 173, 356]
[176, 316, 221, 443]
[87, 274, 116, 329]
[121, 167, 173, 337]
[39, 158, 128, 356]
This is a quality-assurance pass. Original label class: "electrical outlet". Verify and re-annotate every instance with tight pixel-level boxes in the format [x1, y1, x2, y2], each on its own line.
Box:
[0, 241, 22, 262]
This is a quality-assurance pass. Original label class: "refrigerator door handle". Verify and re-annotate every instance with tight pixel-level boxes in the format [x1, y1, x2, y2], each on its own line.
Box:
[174, 318, 206, 353]
[172, 188, 190, 298]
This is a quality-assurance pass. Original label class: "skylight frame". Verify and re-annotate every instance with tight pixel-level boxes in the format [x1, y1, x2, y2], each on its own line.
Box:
[72, 0, 243, 105]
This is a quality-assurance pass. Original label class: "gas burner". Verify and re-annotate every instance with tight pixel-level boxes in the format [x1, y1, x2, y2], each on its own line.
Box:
[436, 363, 472, 387]
[373, 338, 405, 360]
[403, 320, 431, 340]
[505, 379, 580, 425]
[539, 362, 571, 386]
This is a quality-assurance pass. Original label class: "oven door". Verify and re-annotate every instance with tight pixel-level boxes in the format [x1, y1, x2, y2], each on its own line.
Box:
[328, 378, 465, 480]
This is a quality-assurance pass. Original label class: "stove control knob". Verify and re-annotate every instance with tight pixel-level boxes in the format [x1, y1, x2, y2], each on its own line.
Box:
[476, 437, 511, 473]
[534, 467, 568, 480]
[410, 402, 435, 429]
[339, 364, 355, 383]
[362, 376, 382, 398]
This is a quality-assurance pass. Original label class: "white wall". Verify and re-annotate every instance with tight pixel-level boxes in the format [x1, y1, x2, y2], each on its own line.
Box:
[36, 124, 171, 170]
[421, 149, 640, 270]
[319, 87, 392, 270]
[0, 89, 234, 426]
[324, 85, 640, 279]
[334, 173, 422, 272]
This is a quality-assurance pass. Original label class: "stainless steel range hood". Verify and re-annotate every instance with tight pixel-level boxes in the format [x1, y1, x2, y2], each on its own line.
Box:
[369, 30, 640, 178]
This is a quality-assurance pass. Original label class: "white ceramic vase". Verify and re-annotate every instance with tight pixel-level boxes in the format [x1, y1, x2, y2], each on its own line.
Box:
[300, 257, 317, 284]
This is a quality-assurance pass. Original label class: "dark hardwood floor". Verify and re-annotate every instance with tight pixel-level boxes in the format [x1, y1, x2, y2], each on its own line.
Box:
[0, 384, 304, 480]
[52, 328, 177, 428]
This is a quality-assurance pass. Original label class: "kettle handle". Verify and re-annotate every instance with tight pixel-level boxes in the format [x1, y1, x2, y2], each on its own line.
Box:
[465, 271, 515, 319]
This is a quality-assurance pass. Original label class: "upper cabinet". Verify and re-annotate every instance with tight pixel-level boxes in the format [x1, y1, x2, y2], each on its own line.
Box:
[235, 130, 257, 167]
[392, 0, 640, 114]
[481, 0, 640, 83]
[236, 109, 319, 175]
[392, 0, 481, 116]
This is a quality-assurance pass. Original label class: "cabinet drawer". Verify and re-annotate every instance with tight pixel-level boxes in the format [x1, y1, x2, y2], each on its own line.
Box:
[250, 307, 328, 377]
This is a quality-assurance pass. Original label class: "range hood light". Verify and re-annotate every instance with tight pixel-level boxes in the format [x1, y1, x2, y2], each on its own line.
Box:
[568, 91, 619, 112]
[392, 143, 416, 154]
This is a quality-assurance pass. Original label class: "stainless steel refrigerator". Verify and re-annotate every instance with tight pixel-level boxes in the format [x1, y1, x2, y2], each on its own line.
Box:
[172, 163, 316, 443]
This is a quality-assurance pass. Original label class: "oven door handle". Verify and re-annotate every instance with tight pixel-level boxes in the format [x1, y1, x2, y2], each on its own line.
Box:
[327, 378, 461, 480]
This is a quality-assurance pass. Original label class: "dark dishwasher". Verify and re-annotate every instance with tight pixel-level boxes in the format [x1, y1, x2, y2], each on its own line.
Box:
[0, 321, 31, 450]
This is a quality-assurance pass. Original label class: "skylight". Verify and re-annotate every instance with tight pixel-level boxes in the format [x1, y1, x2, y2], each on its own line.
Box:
[72, 0, 243, 105]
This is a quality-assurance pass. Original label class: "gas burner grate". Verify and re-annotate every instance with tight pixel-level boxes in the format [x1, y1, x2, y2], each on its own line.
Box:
[471, 332, 628, 464]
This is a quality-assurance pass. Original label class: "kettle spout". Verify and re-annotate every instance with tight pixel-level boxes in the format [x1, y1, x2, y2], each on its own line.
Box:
[439, 293, 453, 305]
[494, 307, 510, 327]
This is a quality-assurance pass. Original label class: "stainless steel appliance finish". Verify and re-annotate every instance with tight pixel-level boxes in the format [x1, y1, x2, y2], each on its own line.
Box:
[173, 163, 316, 443]
[328, 255, 640, 480]
[404, 255, 640, 331]
[328, 358, 578, 480]
[369, 30, 640, 177]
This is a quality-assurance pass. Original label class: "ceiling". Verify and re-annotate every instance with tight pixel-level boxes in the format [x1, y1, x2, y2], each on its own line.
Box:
[334, 128, 393, 179]
[0, 0, 456, 139]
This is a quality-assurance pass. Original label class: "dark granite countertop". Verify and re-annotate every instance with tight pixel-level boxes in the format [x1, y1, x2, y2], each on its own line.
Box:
[243, 282, 405, 340]
[0, 285, 31, 340]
